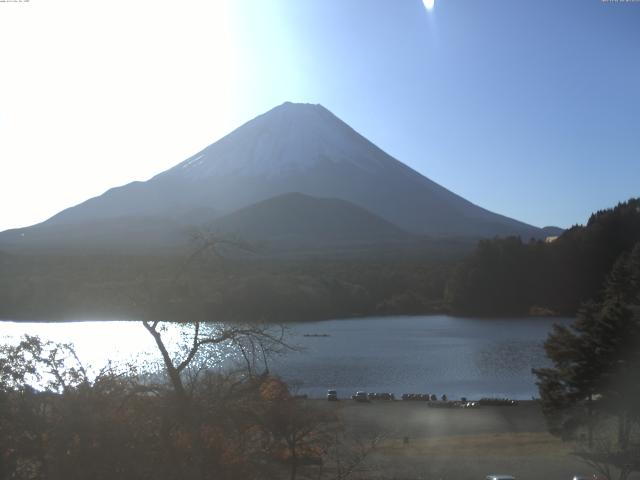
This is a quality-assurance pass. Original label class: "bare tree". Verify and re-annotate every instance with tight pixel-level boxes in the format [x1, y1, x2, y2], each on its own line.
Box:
[136, 232, 293, 404]
[574, 436, 640, 480]
[251, 379, 332, 480]
[324, 429, 384, 480]
[142, 320, 291, 403]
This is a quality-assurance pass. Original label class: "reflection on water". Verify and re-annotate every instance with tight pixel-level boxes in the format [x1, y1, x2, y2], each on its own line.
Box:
[0, 315, 570, 399]
[476, 340, 544, 377]
[273, 316, 571, 399]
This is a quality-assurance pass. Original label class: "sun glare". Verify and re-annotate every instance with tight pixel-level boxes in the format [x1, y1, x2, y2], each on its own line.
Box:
[423, 0, 435, 10]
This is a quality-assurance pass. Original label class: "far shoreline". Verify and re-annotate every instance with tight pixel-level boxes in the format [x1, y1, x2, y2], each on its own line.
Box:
[0, 312, 574, 324]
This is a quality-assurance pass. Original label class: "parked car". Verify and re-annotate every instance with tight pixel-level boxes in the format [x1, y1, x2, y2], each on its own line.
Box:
[352, 391, 369, 402]
[368, 392, 395, 400]
[485, 475, 515, 480]
[401, 393, 431, 401]
[327, 389, 338, 401]
[479, 398, 518, 406]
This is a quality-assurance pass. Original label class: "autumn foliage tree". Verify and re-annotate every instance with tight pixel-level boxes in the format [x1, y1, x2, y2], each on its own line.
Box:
[0, 335, 341, 480]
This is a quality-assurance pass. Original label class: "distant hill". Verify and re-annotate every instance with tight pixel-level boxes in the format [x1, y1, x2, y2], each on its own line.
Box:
[0, 102, 548, 254]
[211, 192, 412, 248]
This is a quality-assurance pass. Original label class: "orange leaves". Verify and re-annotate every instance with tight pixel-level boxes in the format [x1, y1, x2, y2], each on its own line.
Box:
[199, 424, 225, 450]
[172, 429, 193, 452]
[259, 376, 291, 402]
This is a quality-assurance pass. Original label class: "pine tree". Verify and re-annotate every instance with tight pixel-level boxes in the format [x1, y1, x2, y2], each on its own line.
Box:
[534, 245, 640, 458]
[534, 302, 606, 445]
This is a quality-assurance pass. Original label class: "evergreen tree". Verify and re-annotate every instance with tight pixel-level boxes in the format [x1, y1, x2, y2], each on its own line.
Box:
[534, 244, 640, 478]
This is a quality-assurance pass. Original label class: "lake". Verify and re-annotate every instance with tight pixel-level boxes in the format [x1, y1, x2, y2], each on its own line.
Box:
[0, 315, 570, 399]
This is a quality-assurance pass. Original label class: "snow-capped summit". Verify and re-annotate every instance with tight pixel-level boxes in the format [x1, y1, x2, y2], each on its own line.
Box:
[169, 102, 387, 180]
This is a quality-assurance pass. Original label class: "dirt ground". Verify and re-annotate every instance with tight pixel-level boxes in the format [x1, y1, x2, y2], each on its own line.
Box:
[312, 400, 639, 480]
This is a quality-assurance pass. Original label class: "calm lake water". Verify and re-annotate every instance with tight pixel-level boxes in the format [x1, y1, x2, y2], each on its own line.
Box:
[0, 315, 570, 400]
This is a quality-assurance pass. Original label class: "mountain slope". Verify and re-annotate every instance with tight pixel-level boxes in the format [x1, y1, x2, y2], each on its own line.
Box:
[0, 215, 194, 253]
[1, 102, 546, 252]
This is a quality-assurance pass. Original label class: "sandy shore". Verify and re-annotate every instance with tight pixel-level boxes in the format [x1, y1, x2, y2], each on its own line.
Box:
[310, 400, 639, 480]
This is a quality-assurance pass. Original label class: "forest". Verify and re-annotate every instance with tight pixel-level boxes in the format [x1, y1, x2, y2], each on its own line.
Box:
[446, 198, 640, 316]
[1, 198, 639, 322]
[0, 247, 453, 323]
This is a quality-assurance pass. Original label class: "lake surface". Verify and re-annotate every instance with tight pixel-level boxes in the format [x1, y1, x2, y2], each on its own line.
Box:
[0, 315, 570, 399]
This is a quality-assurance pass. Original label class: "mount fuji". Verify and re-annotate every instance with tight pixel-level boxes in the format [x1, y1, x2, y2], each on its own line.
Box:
[1, 102, 548, 253]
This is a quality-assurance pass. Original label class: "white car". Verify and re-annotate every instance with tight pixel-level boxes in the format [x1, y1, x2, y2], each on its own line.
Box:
[352, 391, 369, 402]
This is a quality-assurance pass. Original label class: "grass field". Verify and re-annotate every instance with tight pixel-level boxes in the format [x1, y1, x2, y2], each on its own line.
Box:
[311, 400, 639, 480]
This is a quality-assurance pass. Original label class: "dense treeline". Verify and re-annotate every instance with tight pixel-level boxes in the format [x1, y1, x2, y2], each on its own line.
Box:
[0, 250, 453, 322]
[446, 198, 640, 316]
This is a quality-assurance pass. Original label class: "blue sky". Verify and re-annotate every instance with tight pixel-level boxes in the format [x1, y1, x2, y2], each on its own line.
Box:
[1, 0, 638, 230]
[230, 0, 640, 228]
